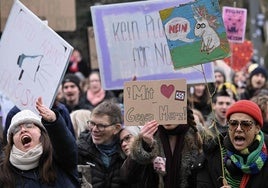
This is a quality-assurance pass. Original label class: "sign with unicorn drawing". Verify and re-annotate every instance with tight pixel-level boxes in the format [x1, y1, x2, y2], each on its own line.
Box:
[159, 0, 230, 69]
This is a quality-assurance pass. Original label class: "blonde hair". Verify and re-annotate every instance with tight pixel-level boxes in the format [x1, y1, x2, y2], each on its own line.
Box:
[70, 109, 91, 139]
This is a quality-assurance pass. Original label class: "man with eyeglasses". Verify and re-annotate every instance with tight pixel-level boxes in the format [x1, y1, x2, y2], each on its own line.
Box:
[77, 100, 126, 188]
[197, 100, 268, 187]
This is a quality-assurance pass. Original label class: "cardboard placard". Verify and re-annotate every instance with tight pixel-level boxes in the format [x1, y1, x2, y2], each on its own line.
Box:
[0, 0, 76, 31]
[0, 0, 73, 113]
[88, 27, 99, 69]
[124, 79, 187, 126]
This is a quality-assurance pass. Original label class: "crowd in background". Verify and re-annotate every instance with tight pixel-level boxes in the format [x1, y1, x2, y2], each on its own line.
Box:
[0, 47, 268, 187]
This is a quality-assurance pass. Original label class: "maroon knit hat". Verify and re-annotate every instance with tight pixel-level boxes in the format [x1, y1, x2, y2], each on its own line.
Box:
[226, 100, 263, 127]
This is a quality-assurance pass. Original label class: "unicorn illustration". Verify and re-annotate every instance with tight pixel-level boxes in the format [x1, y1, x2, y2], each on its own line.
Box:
[192, 5, 220, 54]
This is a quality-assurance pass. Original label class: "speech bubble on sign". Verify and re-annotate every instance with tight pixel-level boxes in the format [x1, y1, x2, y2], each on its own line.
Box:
[165, 17, 194, 43]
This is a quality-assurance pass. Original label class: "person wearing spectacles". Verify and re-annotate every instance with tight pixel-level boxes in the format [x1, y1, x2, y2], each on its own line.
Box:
[0, 97, 79, 187]
[119, 126, 140, 156]
[77, 101, 126, 188]
[197, 100, 268, 188]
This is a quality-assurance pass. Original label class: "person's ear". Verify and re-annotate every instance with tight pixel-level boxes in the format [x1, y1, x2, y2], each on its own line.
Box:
[255, 124, 261, 135]
[113, 124, 122, 135]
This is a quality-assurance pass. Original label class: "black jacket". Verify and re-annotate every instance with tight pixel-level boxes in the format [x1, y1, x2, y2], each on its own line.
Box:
[77, 130, 126, 188]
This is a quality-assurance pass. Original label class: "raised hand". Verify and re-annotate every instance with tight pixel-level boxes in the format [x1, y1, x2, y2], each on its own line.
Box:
[140, 120, 159, 146]
[36, 97, 56, 122]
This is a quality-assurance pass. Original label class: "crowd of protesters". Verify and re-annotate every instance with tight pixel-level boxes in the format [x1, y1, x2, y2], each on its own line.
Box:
[1, 58, 268, 188]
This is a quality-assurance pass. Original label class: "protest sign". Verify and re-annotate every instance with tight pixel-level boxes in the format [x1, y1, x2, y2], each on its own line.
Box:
[222, 6, 247, 43]
[0, 0, 73, 113]
[159, 0, 230, 69]
[124, 79, 187, 126]
[91, 0, 214, 90]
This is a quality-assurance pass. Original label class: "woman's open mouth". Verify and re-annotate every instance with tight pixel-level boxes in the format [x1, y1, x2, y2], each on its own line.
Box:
[21, 135, 32, 145]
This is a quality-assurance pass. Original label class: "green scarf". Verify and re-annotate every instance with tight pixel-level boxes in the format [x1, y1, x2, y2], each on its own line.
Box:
[223, 132, 268, 187]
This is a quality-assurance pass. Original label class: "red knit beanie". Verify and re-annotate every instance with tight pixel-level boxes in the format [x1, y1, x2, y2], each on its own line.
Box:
[226, 100, 263, 127]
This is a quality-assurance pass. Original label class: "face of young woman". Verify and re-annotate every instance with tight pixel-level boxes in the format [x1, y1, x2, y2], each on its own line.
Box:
[228, 113, 260, 151]
[12, 123, 41, 152]
[251, 73, 266, 89]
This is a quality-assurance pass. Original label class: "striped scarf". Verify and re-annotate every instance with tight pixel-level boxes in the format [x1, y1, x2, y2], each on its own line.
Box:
[225, 131, 267, 174]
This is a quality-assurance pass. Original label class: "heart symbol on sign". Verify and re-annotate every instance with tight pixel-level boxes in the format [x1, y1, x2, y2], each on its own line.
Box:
[160, 84, 175, 99]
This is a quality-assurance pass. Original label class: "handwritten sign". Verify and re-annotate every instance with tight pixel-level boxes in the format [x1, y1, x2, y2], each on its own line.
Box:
[222, 6, 247, 43]
[0, 0, 73, 113]
[159, 0, 230, 69]
[124, 79, 187, 126]
[91, 0, 214, 90]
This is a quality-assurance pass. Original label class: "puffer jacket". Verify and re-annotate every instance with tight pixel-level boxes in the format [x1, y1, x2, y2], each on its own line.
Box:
[77, 130, 126, 188]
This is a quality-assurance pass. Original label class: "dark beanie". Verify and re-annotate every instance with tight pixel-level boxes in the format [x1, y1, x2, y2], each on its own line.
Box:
[249, 66, 268, 80]
[226, 100, 263, 127]
[62, 73, 81, 90]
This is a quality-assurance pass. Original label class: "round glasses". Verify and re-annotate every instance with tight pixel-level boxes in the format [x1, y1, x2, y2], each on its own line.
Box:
[12, 123, 36, 134]
[120, 134, 133, 145]
[87, 120, 114, 131]
[227, 119, 255, 132]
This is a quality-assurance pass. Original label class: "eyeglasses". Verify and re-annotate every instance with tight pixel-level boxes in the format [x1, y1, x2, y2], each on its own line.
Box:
[227, 119, 255, 132]
[13, 123, 36, 134]
[87, 120, 114, 131]
[120, 134, 133, 145]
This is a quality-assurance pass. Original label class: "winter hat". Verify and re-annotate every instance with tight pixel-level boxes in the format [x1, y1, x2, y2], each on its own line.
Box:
[62, 73, 81, 90]
[123, 126, 141, 136]
[249, 66, 268, 80]
[7, 110, 46, 142]
[226, 100, 263, 127]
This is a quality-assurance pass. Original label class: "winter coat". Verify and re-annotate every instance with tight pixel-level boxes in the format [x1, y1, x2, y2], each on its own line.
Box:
[123, 127, 204, 188]
[77, 130, 126, 188]
[196, 134, 268, 188]
[3, 111, 80, 187]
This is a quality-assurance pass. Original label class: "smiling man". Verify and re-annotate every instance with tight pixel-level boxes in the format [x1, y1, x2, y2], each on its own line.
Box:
[77, 100, 125, 188]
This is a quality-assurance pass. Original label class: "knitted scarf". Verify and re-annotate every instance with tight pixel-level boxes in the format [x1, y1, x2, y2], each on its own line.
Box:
[96, 140, 118, 168]
[158, 124, 190, 188]
[9, 143, 43, 170]
[224, 131, 268, 187]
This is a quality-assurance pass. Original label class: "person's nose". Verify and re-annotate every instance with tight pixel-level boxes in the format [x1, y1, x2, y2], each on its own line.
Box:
[236, 124, 243, 131]
[121, 141, 128, 148]
[19, 125, 27, 132]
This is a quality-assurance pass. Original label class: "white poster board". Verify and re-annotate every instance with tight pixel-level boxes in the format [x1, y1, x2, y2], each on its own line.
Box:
[0, 0, 73, 113]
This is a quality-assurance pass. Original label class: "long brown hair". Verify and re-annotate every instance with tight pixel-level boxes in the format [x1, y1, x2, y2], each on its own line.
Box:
[0, 128, 57, 187]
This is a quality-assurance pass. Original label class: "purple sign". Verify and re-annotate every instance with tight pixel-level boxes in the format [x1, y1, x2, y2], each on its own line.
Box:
[91, 0, 214, 90]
